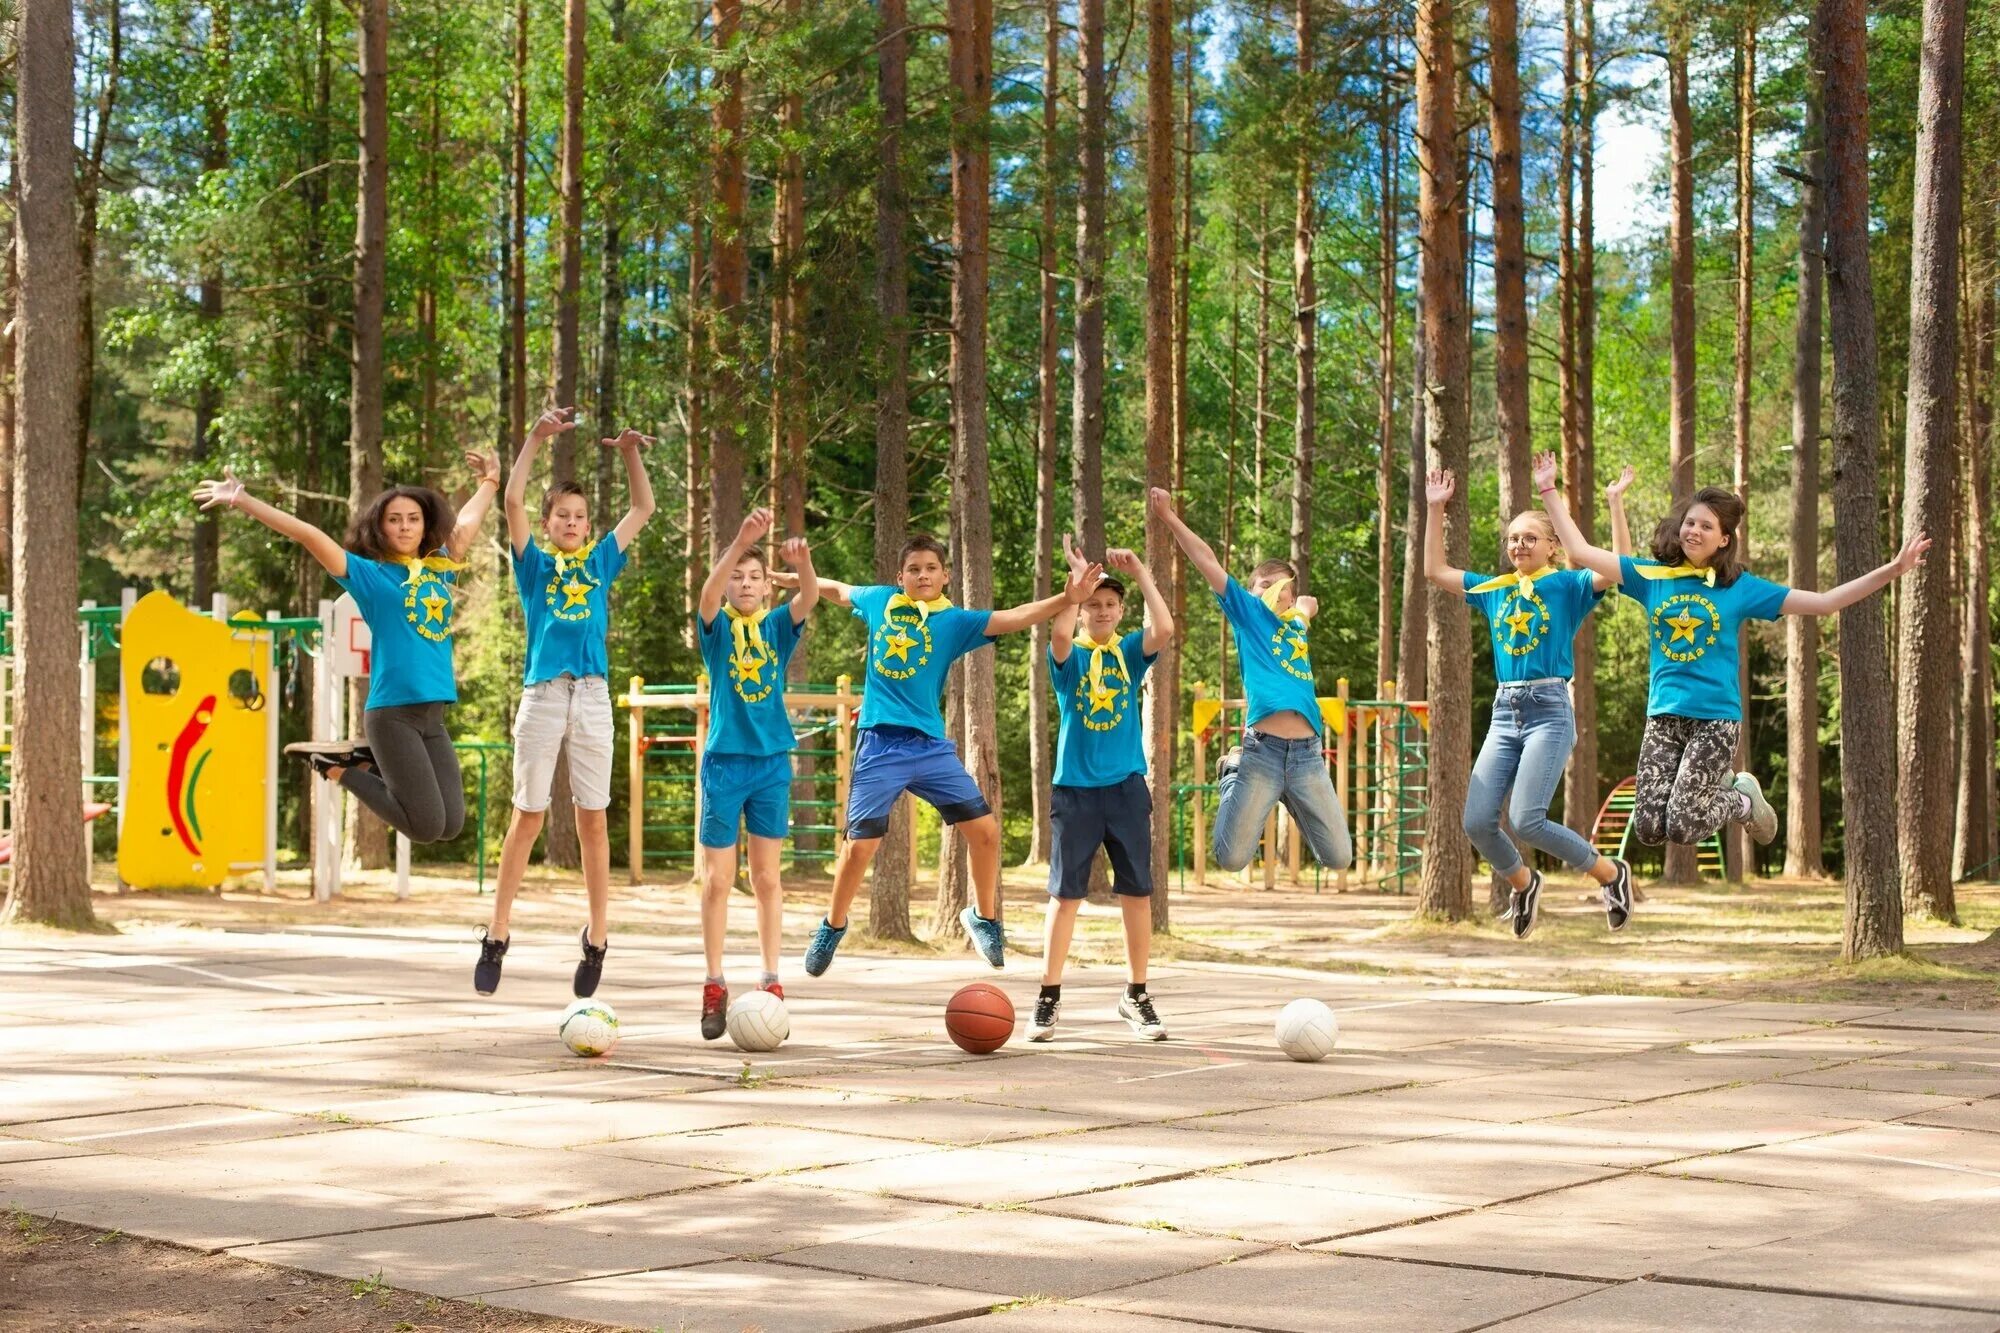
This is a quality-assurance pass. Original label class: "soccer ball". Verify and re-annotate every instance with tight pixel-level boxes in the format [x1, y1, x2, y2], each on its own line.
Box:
[559, 998, 619, 1057]
[726, 989, 790, 1053]
[1274, 998, 1338, 1063]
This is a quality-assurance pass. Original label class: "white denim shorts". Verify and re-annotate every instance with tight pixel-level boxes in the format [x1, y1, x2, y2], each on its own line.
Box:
[512, 674, 615, 812]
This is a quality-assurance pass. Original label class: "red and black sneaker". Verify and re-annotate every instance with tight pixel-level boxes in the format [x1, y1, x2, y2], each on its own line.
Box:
[700, 982, 728, 1041]
[760, 981, 784, 1001]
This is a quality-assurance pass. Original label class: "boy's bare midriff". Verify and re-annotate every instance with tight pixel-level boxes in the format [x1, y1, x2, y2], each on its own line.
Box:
[1251, 710, 1319, 740]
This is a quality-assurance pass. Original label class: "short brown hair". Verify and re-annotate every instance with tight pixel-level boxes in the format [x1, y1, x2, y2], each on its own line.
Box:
[344, 486, 454, 560]
[1091, 576, 1127, 601]
[732, 546, 769, 573]
[898, 534, 950, 567]
[1250, 558, 1295, 585]
[540, 481, 588, 522]
[1652, 486, 1746, 585]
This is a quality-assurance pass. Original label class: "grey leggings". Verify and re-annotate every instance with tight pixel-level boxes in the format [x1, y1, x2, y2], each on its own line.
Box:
[341, 703, 465, 844]
[1632, 714, 1741, 848]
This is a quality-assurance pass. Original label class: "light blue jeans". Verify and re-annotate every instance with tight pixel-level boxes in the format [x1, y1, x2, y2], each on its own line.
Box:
[1213, 730, 1353, 872]
[1463, 681, 1601, 877]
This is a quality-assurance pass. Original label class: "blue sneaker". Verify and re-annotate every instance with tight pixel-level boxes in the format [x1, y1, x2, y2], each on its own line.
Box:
[960, 906, 1006, 969]
[804, 918, 848, 977]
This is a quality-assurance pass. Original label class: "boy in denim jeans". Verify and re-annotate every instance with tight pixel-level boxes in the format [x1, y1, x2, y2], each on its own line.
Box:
[1150, 489, 1351, 877]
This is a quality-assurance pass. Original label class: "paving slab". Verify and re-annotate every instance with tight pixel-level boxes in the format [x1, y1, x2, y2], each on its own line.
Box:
[578, 1122, 937, 1176]
[480, 1258, 1005, 1332]
[1661, 1079, 1978, 1125]
[1485, 1278, 2000, 1331]
[785, 1145, 1179, 1205]
[1671, 1122, 2000, 1202]
[1226, 1135, 1624, 1205]
[235, 1213, 730, 1298]
[0, 1136, 97, 1165]
[537, 1177, 963, 1259]
[9, 1103, 340, 1153]
[942, 1308, 1219, 1332]
[1043, 1173, 1457, 1244]
[388, 1093, 759, 1148]
[1086, 1246, 1602, 1331]
[772, 1207, 1259, 1299]
[1901, 1096, 2000, 1134]
[1777, 1061, 2000, 1099]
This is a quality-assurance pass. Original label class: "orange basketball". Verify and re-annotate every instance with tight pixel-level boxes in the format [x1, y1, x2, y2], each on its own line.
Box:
[945, 982, 1015, 1054]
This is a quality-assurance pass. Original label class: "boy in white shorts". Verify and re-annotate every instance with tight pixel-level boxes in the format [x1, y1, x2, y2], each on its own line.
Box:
[475, 408, 655, 997]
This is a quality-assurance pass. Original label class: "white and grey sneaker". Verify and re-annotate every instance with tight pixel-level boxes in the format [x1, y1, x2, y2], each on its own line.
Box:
[1118, 990, 1168, 1041]
[1602, 857, 1633, 932]
[1731, 772, 1778, 846]
[1510, 872, 1543, 941]
[1028, 993, 1061, 1042]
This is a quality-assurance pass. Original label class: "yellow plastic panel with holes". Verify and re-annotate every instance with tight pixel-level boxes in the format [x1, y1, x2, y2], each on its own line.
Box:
[117, 591, 270, 888]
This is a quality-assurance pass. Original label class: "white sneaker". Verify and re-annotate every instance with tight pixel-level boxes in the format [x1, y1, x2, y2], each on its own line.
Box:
[1118, 991, 1168, 1041]
[1028, 993, 1060, 1042]
[1731, 772, 1778, 845]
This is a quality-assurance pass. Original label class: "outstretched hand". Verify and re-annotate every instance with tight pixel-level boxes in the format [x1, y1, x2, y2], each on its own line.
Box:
[601, 428, 653, 451]
[1424, 469, 1455, 506]
[1147, 486, 1176, 521]
[531, 407, 579, 443]
[1062, 556, 1106, 605]
[737, 507, 775, 546]
[1604, 463, 1635, 500]
[193, 470, 246, 512]
[1106, 547, 1143, 577]
[1532, 451, 1561, 493]
[464, 449, 502, 487]
[779, 536, 812, 568]
[1891, 531, 1932, 576]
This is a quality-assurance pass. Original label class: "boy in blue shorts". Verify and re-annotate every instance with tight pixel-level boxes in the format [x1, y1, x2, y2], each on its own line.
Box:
[801, 534, 1101, 975]
[1152, 487, 1352, 875]
[1029, 542, 1175, 1043]
[694, 506, 819, 1039]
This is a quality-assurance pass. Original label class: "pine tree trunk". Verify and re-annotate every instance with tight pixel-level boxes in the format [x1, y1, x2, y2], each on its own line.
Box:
[1398, 265, 1428, 701]
[1565, 0, 1601, 842]
[708, 0, 747, 557]
[510, 0, 528, 447]
[1727, 18, 1757, 884]
[1143, 0, 1175, 934]
[1786, 45, 1827, 880]
[1896, 0, 1965, 921]
[1488, 0, 1530, 526]
[191, 3, 228, 605]
[1289, 0, 1315, 596]
[1376, 62, 1398, 696]
[1026, 0, 1060, 868]
[74, 0, 118, 504]
[1072, 0, 1107, 556]
[1415, 0, 1470, 921]
[596, 0, 627, 521]
[682, 203, 705, 647]
[1661, 19, 1702, 885]
[1255, 202, 1270, 542]
[1821, 0, 1904, 960]
[0, 175, 14, 594]
[1954, 208, 1994, 882]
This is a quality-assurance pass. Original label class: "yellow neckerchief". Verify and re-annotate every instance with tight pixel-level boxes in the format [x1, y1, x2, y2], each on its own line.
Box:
[537, 536, 598, 578]
[885, 591, 954, 625]
[1468, 565, 1558, 599]
[1631, 561, 1717, 587]
[1073, 631, 1129, 697]
[723, 604, 771, 668]
[1258, 576, 1311, 626]
[389, 553, 467, 587]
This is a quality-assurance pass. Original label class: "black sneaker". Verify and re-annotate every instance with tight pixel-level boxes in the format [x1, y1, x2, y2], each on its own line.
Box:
[700, 982, 728, 1041]
[1118, 990, 1168, 1041]
[1603, 857, 1633, 932]
[574, 927, 608, 998]
[1028, 993, 1060, 1042]
[474, 928, 509, 995]
[1511, 872, 1542, 941]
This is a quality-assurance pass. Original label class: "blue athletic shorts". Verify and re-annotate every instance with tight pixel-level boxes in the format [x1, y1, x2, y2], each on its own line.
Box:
[699, 751, 792, 848]
[1048, 772, 1154, 899]
[844, 725, 991, 840]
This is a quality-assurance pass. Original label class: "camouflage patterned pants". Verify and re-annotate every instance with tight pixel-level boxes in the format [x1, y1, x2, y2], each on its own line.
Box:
[1632, 714, 1741, 848]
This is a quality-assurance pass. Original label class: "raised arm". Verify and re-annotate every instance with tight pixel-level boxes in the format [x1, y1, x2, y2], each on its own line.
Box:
[505, 407, 578, 555]
[1423, 469, 1468, 596]
[1107, 546, 1175, 656]
[605, 428, 658, 551]
[1535, 451, 1621, 584]
[987, 541, 1101, 637]
[1593, 463, 1637, 591]
[448, 449, 503, 561]
[699, 507, 774, 623]
[774, 568, 853, 608]
[193, 472, 348, 579]
[1049, 535, 1084, 664]
[1781, 532, 1930, 616]
[780, 536, 819, 624]
[1148, 486, 1228, 594]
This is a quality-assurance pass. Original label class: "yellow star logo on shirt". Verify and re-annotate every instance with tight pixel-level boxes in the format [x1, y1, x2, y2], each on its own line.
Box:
[560, 578, 591, 610]
[1666, 608, 1703, 643]
[422, 591, 449, 624]
[1088, 682, 1119, 714]
[1287, 634, 1311, 661]
[1504, 607, 1536, 638]
[883, 630, 916, 663]
[735, 656, 765, 687]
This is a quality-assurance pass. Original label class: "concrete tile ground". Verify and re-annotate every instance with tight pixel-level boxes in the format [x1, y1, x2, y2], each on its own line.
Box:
[5, 925, 2000, 1331]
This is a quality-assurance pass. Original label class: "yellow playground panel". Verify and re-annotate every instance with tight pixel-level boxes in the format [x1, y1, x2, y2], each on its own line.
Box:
[622, 675, 859, 882]
[1184, 678, 1430, 893]
[117, 591, 275, 888]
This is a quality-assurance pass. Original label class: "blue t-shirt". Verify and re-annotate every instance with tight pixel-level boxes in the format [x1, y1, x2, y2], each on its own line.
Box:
[1462, 568, 1606, 683]
[1217, 576, 1321, 732]
[1050, 628, 1156, 788]
[334, 551, 459, 710]
[511, 537, 630, 686]
[1619, 555, 1790, 721]
[850, 585, 993, 739]
[698, 604, 804, 756]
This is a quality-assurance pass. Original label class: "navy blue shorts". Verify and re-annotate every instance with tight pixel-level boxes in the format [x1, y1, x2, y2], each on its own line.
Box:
[844, 726, 992, 840]
[1047, 772, 1154, 900]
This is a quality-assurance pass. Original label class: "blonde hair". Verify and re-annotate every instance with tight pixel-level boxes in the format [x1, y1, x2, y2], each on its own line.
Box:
[1506, 510, 1567, 568]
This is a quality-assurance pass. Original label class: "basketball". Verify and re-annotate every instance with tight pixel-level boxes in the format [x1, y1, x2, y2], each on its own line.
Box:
[945, 982, 1015, 1054]
[559, 998, 619, 1057]
[726, 989, 791, 1053]
[1274, 998, 1338, 1062]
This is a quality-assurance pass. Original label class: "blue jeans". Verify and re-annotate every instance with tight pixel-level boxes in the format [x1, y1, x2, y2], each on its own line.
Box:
[1213, 731, 1353, 872]
[1463, 682, 1600, 876]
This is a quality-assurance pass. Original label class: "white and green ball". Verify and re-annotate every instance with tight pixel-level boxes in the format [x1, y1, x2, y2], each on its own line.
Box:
[559, 998, 619, 1057]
